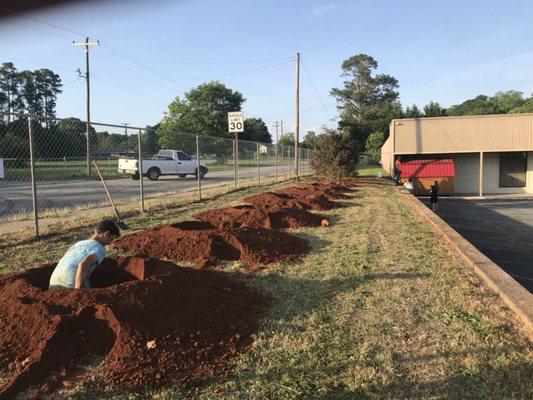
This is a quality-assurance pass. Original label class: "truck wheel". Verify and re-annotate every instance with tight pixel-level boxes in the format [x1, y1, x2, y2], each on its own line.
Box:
[178, 174, 187, 178]
[195, 167, 206, 180]
[147, 167, 160, 181]
[132, 173, 140, 180]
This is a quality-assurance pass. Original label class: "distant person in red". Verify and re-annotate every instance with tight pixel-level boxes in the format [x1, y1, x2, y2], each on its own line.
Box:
[430, 181, 439, 211]
[393, 157, 402, 185]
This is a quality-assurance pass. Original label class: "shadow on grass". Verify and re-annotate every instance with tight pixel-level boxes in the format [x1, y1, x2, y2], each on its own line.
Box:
[253, 268, 431, 322]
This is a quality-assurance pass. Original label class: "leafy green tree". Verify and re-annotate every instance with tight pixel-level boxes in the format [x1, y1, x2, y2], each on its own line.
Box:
[241, 117, 271, 143]
[509, 97, 533, 113]
[404, 104, 422, 118]
[423, 101, 446, 117]
[492, 90, 525, 113]
[278, 132, 295, 147]
[302, 131, 319, 149]
[141, 125, 162, 156]
[159, 81, 244, 138]
[365, 131, 385, 163]
[310, 129, 359, 179]
[331, 54, 401, 148]
[447, 95, 498, 116]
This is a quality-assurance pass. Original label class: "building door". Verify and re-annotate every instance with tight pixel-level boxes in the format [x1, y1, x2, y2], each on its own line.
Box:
[499, 152, 527, 187]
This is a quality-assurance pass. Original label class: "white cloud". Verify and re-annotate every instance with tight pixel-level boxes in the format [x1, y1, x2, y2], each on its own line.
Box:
[311, 4, 335, 18]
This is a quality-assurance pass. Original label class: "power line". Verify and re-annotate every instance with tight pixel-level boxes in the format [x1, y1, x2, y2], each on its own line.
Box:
[6, 20, 72, 41]
[107, 53, 294, 65]
[93, 50, 184, 92]
[91, 75, 168, 104]
[302, 60, 330, 118]
[23, 15, 87, 38]
[0, 54, 77, 73]
[101, 44, 188, 89]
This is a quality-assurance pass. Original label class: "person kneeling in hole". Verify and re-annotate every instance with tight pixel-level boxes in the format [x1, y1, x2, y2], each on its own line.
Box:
[49, 219, 121, 290]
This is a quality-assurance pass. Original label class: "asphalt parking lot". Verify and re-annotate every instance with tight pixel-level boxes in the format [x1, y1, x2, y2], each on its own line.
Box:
[423, 197, 533, 293]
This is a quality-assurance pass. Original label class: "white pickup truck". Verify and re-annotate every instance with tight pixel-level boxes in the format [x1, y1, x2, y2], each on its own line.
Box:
[118, 149, 208, 181]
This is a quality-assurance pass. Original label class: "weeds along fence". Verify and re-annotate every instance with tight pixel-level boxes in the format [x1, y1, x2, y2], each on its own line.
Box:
[0, 114, 313, 237]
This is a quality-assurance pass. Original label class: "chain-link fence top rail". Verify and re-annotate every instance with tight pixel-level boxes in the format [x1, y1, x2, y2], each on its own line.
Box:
[0, 113, 313, 222]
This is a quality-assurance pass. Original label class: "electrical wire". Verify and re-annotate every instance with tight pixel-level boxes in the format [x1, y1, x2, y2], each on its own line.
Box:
[101, 44, 188, 89]
[92, 50, 182, 92]
[0, 54, 76, 74]
[302, 60, 331, 118]
[107, 53, 294, 65]
[91, 76, 168, 104]
[23, 15, 87, 38]
[6, 20, 72, 41]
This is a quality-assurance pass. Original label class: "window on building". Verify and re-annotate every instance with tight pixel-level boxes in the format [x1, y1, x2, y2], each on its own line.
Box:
[499, 152, 527, 187]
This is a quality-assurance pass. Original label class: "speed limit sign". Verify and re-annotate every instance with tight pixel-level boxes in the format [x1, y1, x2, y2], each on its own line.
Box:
[228, 111, 244, 133]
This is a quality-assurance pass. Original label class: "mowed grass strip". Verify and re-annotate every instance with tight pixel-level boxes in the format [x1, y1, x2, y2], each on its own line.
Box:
[2, 178, 531, 399]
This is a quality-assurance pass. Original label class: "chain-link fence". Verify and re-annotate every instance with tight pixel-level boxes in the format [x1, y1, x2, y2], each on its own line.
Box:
[0, 114, 314, 237]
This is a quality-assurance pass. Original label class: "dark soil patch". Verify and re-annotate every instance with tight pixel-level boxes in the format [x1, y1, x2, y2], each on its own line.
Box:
[0, 257, 266, 398]
[114, 224, 309, 270]
[196, 204, 325, 230]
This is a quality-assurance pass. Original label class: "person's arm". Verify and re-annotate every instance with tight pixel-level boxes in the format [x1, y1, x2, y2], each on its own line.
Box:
[74, 253, 98, 289]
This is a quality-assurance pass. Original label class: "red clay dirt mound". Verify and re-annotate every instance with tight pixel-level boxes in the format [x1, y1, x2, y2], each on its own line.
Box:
[276, 184, 352, 200]
[0, 257, 266, 399]
[196, 204, 325, 230]
[114, 222, 309, 270]
[244, 191, 341, 211]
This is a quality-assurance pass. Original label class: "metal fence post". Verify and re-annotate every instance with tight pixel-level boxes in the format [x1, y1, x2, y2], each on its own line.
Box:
[196, 135, 202, 200]
[287, 146, 292, 179]
[137, 129, 145, 212]
[307, 148, 310, 174]
[28, 117, 39, 238]
[275, 142, 278, 182]
[256, 142, 260, 186]
[233, 137, 237, 189]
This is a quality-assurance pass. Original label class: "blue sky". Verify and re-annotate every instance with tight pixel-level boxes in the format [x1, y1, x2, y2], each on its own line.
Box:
[1, 0, 533, 138]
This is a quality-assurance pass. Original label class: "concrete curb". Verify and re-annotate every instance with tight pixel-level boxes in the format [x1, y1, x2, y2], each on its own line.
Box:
[400, 190, 533, 342]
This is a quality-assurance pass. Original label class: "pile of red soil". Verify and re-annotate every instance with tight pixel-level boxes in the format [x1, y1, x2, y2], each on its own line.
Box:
[196, 204, 325, 230]
[0, 257, 266, 398]
[114, 221, 309, 270]
[337, 177, 359, 187]
[244, 191, 340, 211]
[277, 183, 352, 200]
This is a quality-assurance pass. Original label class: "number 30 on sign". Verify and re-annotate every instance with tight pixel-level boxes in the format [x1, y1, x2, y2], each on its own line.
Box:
[228, 111, 244, 133]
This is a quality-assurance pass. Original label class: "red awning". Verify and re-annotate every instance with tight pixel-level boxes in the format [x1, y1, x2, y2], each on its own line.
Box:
[400, 159, 455, 178]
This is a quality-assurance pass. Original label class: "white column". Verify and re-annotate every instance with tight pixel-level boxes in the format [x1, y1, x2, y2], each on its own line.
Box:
[479, 152, 484, 197]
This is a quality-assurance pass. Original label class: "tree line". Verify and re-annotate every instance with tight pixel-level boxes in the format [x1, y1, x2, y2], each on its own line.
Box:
[325, 53, 533, 161]
[0, 62, 62, 123]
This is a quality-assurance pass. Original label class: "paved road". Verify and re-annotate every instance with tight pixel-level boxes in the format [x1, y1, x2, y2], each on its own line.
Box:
[0, 163, 308, 218]
[422, 197, 533, 293]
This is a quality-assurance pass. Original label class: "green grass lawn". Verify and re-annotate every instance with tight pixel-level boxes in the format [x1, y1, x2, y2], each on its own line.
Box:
[1, 178, 531, 399]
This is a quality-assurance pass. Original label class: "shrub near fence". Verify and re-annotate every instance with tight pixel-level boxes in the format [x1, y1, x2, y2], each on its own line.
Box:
[0, 114, 313, 237]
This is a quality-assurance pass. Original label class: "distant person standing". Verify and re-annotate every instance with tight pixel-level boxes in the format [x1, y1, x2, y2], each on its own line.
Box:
[403, 177, 414, 194]
[429, 181, 439, 211]
[393, 157, 402, 185]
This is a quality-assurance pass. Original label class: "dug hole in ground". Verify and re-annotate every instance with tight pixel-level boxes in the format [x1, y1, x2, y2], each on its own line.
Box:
[0, 179, 356, 398]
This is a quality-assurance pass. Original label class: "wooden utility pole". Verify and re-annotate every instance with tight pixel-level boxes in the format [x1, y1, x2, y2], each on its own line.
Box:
[295, 52, 300, 180]
[73, 37, 99, 174]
